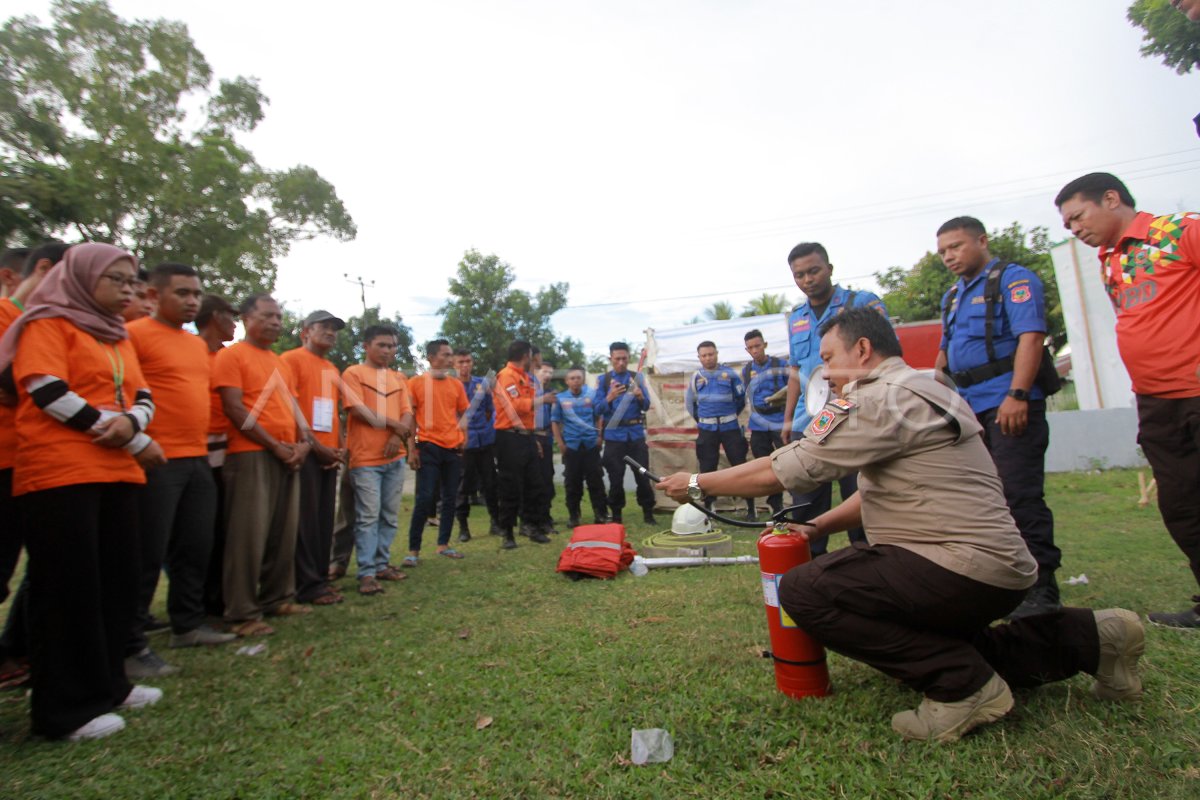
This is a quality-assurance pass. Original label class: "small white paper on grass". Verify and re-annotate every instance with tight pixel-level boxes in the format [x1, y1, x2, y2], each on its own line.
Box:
[631, 728, 673, 765]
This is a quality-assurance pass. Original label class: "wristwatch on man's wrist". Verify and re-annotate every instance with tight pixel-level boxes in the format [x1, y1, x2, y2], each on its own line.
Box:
[687, 473, 704, 502]
[1006, 388, 1030, 401]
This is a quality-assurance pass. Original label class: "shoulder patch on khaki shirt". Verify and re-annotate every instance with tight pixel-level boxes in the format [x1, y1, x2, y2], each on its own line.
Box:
[806, 403, 851, 443]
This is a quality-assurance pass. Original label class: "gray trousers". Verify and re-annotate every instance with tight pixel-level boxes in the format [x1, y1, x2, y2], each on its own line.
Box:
[222, 450, 299, 623]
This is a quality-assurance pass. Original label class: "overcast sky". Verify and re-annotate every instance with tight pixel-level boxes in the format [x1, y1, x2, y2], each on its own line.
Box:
[11, 0, 1200, 358]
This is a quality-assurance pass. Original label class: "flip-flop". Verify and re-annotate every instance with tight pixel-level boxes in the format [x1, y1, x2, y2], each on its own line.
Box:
[232, 620, 275, 637]
[401, 556, 419, 567]
[438, 549, 466, 559]
[267, 602, 314, 617]
[312, 591, 343, 606]
[377, 566, 408, 581]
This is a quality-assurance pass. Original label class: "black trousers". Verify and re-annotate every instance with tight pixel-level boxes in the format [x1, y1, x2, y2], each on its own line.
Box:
[130, 457, 218, 649]
[1136, 394, 1200, 608]
[749, 429, 784, 513]
[794, 474, 868, 557]
[22, 482, 139, 738]
[978, 400, 1060, 576]
[534, 432, 555, 523]
[330, 465, 356, 571]
[601, 437, 656, 514]
[779, 544, 1099, 702]
[203, 465, 227, 617]
[295, 453, 337, 602]
[496, 430, 543, 532]
[456, 444, 498, 525]
[697, 427, 753, 513]
[0, 467, 29, 663]
[563, 444, 608, 520]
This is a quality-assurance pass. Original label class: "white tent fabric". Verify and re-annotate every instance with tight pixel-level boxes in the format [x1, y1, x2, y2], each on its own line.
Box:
[645, 314, 791, 374]
[1049, 238, 1134, 410]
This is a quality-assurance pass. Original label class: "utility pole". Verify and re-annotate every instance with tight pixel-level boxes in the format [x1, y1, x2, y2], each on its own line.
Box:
[344, 273, 375, 314]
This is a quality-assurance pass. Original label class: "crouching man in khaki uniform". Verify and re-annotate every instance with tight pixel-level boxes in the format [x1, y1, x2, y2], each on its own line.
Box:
[657, 307, 1145, 742]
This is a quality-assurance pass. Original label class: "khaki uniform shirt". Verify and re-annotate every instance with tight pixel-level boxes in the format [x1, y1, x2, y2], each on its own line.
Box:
[770, 356, 1037, 591]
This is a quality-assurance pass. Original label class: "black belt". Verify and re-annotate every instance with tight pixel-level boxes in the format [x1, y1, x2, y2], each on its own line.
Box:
[497, 428, 533, 436]
[615, 417, 645, 427]
[950, 356, 1013, 389]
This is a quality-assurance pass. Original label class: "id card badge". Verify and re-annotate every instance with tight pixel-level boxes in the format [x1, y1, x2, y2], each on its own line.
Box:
[312, 397, 335, 432]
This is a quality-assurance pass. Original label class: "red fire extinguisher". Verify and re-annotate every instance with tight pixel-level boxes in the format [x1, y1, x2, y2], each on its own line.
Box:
[757, 528, 831, 699]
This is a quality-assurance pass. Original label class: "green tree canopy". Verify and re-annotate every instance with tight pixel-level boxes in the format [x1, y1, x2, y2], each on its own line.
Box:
[271, 305, 416, 375]
[741, 292, 791, 317]
[875, 222, 1065, 346]
[703, 300, 736, 321]
[437, 249, 581, 374]
[1128, 0, 1200, 74]
[0, 0, 356, 298]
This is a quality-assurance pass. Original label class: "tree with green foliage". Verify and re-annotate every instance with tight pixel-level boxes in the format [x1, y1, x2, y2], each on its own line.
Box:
[875, 222, 1065, 346]
[437, 249, 582, 374]
[1128, 0, 1200, 74]
[741, 292, 791, 317]
[0, 0, 355, 297]
[703, 300, 736, 321]
[272, 305, 416, 374]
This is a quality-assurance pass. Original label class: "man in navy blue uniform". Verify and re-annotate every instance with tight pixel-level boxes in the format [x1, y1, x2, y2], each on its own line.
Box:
[783, 242, 887, 555]
[934, 216, 1060, 619]
[453, 349, 499, 542]
[594, 342, 656, 526]
[686, 341, 753, 516]
[552, 366, 609, 528]
[742, 329, 789, 515]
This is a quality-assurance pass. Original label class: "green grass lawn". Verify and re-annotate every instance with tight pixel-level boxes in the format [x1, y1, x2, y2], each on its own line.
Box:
[2, 468, 1199, 799]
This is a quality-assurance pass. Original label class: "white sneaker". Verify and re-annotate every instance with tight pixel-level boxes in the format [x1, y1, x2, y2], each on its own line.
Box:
[120, 684, 164, 710]
[67, 713, 126, 741]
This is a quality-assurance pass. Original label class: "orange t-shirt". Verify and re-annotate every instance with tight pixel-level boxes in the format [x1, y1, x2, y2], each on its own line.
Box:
[0, 298, 24, 470]
[12, 317, 149, 495]
[127, 317, 210, 459]
[279, 347, 341, 449]
[342, 363, 412, 468]
[211, 341, 298, 455]
[1099, 211, 1200, 398]
[207, 348, 229, 438]
[408, 372, 468, 449]
[493, 362, 535, 431]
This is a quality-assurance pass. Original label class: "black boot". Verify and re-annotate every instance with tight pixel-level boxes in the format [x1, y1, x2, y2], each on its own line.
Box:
[1006, 571, 1062, 621]
[457, 520, 471, 543]
[593, 512, 609, 525]
[642, 508, 656, 525]
[567, 514, 581, 529]
[611, 510, 623, 524]
[488, 518, 502, 536]
[501, 531, 518, 550]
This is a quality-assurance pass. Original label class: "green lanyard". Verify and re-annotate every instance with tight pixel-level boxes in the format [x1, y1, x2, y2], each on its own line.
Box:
[96, 339, 126, 410]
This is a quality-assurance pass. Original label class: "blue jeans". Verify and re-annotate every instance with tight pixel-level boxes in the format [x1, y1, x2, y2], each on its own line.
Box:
[408, 442, 463, 552]
[350, 460, 406, 578]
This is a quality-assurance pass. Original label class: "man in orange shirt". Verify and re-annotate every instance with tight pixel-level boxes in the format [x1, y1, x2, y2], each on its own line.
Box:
[121, 268, 155, 322]
[1056, 172, 1200, 629]
[126, 265, 236, 678]
[0, 242, 69, 687]
[342, 325, 414, 595]
[493, 340, 555, 549]
[280, 310, 347, 606]
[195, 294, 238, 618]
[404, 339, 470, 563]
[213, 294, 311, 637]
[0, 247, 29, 298]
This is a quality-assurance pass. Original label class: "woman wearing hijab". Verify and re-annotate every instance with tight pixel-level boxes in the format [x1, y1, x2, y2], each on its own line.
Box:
[0, 242, 167, 741]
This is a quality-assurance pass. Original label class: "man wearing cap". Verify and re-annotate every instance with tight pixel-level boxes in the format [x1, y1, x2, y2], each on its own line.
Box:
[281, 310, 348, 606]
[658, 307, 1145, 743]
[685, 341, 753, 517]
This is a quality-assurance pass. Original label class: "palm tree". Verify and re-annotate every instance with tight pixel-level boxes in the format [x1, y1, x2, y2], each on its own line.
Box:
[703, 300, 736, 320]
[742, 292, 790, 317]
